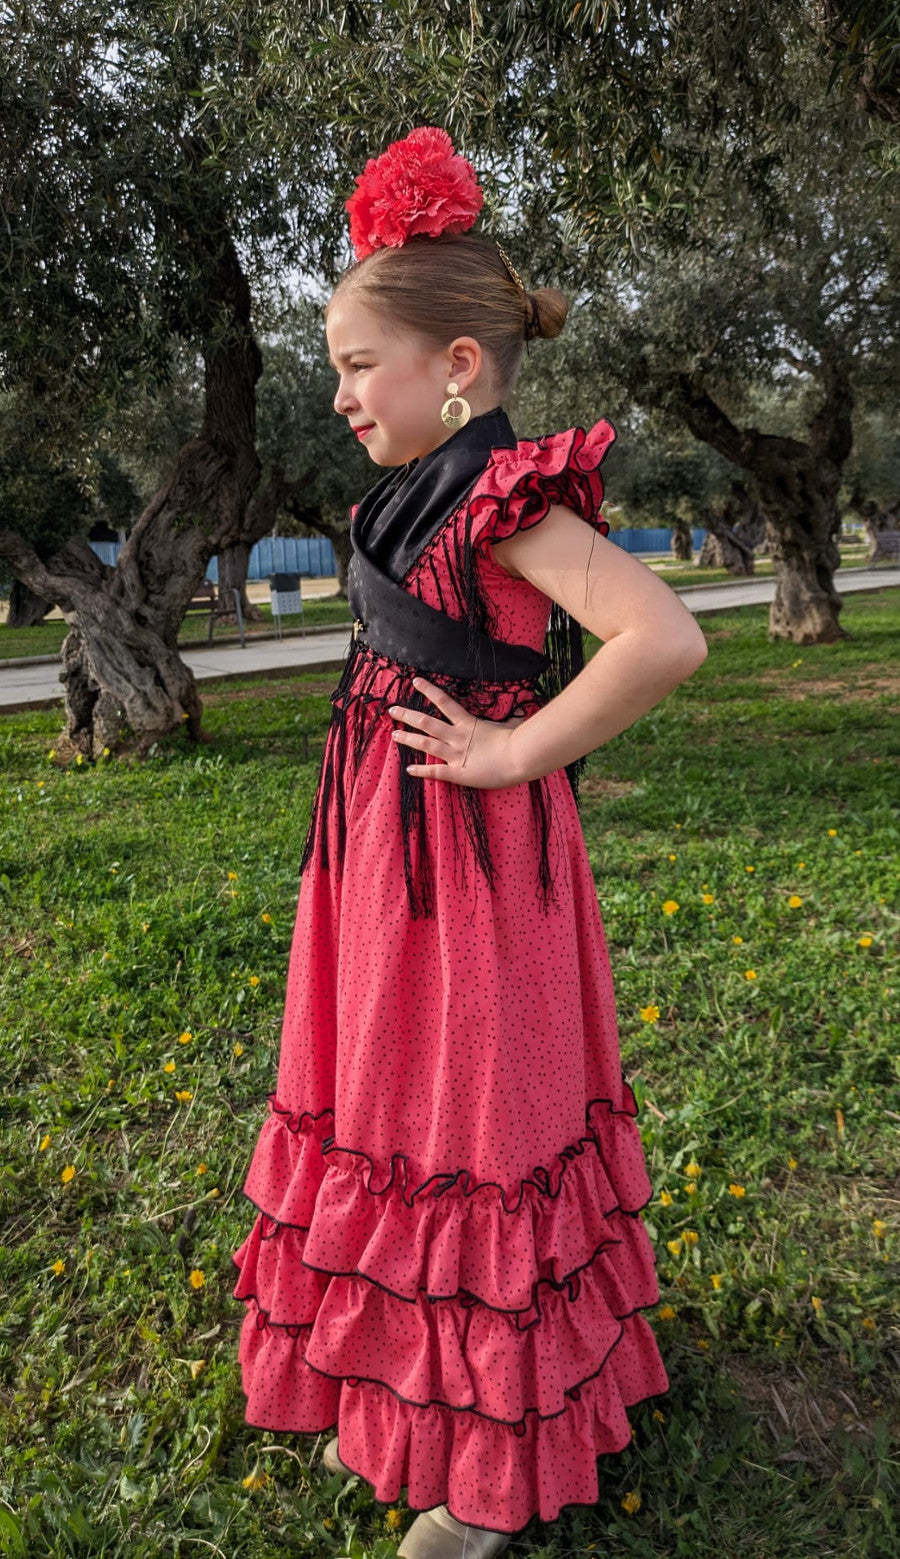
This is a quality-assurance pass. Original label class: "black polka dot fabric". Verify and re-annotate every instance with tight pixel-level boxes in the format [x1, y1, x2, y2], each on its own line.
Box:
[231, 422, 670, 1534]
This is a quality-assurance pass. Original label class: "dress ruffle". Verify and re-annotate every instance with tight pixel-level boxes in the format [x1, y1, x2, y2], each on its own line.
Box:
[232, 1085, 668, 1530]
[464, 420, 616, 554]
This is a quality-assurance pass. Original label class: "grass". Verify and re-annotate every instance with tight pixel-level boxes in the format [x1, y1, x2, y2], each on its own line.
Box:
[0, 590, 898, 1557]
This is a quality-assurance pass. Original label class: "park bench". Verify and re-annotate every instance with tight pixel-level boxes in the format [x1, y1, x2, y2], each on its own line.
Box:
[182, 579, 246, 648]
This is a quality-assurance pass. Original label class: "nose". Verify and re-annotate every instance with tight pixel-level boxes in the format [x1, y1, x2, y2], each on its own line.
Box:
[333, 375, 357, 416]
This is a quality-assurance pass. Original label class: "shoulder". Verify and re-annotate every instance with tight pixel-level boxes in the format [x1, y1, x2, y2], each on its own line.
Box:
[465, 418, 617, 551]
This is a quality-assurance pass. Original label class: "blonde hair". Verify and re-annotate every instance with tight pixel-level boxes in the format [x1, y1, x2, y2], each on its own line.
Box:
[330, 233, 568, 396]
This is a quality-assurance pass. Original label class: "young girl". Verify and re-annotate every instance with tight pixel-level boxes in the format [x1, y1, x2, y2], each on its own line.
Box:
[232, 127, 708, 1559]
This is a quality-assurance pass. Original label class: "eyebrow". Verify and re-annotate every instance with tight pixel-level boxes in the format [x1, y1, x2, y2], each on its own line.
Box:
[329, 347, 376, 366]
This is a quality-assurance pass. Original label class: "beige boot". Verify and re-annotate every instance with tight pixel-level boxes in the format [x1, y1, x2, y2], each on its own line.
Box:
[321, 1436, 355, 1479]
[397, 1504, 512, 1558]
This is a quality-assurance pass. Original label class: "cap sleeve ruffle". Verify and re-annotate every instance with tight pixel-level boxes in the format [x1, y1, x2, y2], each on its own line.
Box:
[467, 418, 616, 554]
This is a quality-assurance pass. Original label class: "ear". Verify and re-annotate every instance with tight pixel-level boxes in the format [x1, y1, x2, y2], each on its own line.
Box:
[445, 337, 482, 392]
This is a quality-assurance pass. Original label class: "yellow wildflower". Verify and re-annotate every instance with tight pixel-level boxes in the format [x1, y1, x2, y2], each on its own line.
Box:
[657, 1305, 677, 1320]
[242, 1471, 269, 1490]
[196, 1163, 208, 1175]
[788, 895, 802, 908]
[745, 865, 754, 872]
[732, 935, 743, 945]
[385, 1509, 403, 1531]
[37, 780, 44, 789]
[728, 1183, 746, 1197]
[744, 969, 757, 980]
[682, 1230, 699, 1246]
[174, 1089, 193, 1103]
[189, 1360, 206, 1378]
[811, 1295, 824, 1316]
[234, 1042, 244, 1057]
[621, 1490, 641, 1513]
[710, 1273, 724, 1290]
[189, 1269, 205, 1290]
[666, 1239, 683, 1257]
[652, 1408, 665, 1422]
[48, 749, 56, 759]
[659, 1190, 673, 1207]
[228, 871, 238, 881]
[662, 900, 679, 915]
[231, 890, 237, 899]
[51, 1259, 65, 1276]
[141, 923, 150, 933]
[872, 1220, 886, 1239]
[323, 1517, 333, 1530]
[827, 829, 837, 837]
[639, 1003, 660, 1023]
[667, 853, 676, 861]
[858, 936, 872, 948]
[61, 1165, 76, 1184]
[702, 893, 715, 904]
[39, 1134, 51, 1152]
[798, 861, 805, 868]
[261, 913, 272, 924]
[697, 1338, 710, 1350]
[178, 1030, 192, 1044]
[685, 1160, 701, 1178]
[163, 1061, 176, 1074]
[75, 754, 83, 766]
[684, 1181, 698, 1195]
[248, 975, 260, 987]
[207, 1188, 220, 1198]
[788, 1157, 798, 1170]
[861, 1318, 876, 1331]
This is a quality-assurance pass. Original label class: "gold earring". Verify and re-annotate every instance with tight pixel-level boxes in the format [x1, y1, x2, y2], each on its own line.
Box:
[440, 381, 471, 431]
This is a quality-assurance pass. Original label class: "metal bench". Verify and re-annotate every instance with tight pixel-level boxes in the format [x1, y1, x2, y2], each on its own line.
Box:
[182, 579, 246, 648]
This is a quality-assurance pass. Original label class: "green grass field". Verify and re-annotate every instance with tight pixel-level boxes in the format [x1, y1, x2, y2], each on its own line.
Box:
[0, 591, 897, 1558]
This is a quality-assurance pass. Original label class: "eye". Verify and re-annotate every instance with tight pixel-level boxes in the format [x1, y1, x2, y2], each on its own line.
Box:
[351, 362, 371, 373]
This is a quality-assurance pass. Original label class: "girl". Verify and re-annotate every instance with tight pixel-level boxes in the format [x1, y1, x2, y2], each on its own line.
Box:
[232, 127, 708, 1559]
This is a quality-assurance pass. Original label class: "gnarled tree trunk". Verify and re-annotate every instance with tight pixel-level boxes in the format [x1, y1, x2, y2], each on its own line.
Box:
[675, 359, 853, 643]
[5, 578, 55, 627]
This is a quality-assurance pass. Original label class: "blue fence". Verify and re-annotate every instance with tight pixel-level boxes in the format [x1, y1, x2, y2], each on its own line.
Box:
[88, 526, 705, 579]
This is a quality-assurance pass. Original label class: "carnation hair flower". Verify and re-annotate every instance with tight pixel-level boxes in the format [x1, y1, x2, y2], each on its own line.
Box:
[346, 125, 484, 261]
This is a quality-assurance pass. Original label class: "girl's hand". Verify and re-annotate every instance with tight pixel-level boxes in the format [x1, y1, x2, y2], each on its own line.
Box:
[388, 677, 527, 790]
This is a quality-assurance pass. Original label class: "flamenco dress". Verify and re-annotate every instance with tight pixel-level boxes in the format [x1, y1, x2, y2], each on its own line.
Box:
[231, 408, 670, 1536]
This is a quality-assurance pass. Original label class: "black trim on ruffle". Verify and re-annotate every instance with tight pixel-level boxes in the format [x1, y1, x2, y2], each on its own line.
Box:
[243, 1293, 660, 1431]
[264, 1084, 644, 1214]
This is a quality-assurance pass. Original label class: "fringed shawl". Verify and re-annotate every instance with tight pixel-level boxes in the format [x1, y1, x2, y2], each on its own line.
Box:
[299, 408, 615, 916]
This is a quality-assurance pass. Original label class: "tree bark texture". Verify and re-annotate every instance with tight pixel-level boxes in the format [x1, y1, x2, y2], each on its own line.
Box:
[675, 362, 853, 643]
[5, 577, 54, 627]
[0, 232, 263, 756]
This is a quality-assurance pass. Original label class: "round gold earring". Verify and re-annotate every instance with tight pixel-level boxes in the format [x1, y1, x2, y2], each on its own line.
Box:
[440, 381, 471, 431]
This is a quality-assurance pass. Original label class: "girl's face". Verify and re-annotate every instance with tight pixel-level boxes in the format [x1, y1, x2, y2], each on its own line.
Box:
[326, 290, 480, 467]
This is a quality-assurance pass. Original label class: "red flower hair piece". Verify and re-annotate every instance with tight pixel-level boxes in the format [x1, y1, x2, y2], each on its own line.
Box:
[346, 126, 484, 262]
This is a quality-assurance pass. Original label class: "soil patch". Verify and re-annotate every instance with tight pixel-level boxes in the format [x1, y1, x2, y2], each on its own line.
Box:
[580, 775, 636, 799]
[722, 1351, 891, 1474]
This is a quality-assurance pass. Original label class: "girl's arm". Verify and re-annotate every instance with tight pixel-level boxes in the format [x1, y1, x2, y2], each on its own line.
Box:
[390, 504, 708, 788]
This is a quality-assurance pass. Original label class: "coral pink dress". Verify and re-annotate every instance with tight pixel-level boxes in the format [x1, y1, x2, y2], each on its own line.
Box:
[231, 418, 669, 1535]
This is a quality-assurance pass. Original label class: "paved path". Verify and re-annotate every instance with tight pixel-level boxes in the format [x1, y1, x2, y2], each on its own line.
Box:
[1, 566, 897, 713]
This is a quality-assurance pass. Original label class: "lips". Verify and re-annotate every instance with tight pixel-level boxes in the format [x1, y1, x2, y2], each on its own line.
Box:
[353, 424, 375, 440]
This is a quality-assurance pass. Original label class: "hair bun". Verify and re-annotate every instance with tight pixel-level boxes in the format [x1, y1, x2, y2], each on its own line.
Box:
[525, 287, 568, 340]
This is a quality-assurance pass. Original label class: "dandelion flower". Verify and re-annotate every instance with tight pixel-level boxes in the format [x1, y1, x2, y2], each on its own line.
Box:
[811, 1295, 824, 1316]
[39, 1134, 51, 1152]
[667, 853, 676, 862]
[178, 1031, 192, 1044]
[234, 1042, 244, 1057]
[163, 1061, 176, 1074]
[732, 935, 743, 945]
[666, 1239, 683, 1257]
[745, 865, 755, 872]
[196, 1163, 208, 1175]
[697, 1338, 710, 1350]
[189, 1359, 206, 1378]
[788, 1157, 798, 1170]
[261, 913, 272, 924]
[682, 1230, 699, 1246]
[639, 1003, 660, 1023]
[659, 1190, 673, 1207]
[861, 1317, 876, 1331]
[744, 969, 757, 980]
[51, 1259, 65, 1276]
[685, 1160, 701, 1178]
[385, 1510, 403, 1531]
[61, 1165, 76, 1184]
[242, 1471, 269, 1490]
[872, 1220, 886, 1239]
[728, 1183, 746, 1197]
[141, 923, 150, 933]
[248, 975, 260, 987]
[657, 1305, 677, 1321]
[684, 1181, 698, 1195]
[652, 1408, 666, 1422]
[702, 893, 715, 904]
[827, 829, 837, 837]
[175, 1089, 193, 1103]
[189, 1269, 205, 1289]
[662, 900, 679, 915]
[858, 936, 873, 948]
[228, 871, 238, 881]
[621, 1491, 641, 1514]
[710, 1273, 724, 1290]
[788, 895, 802, 908]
